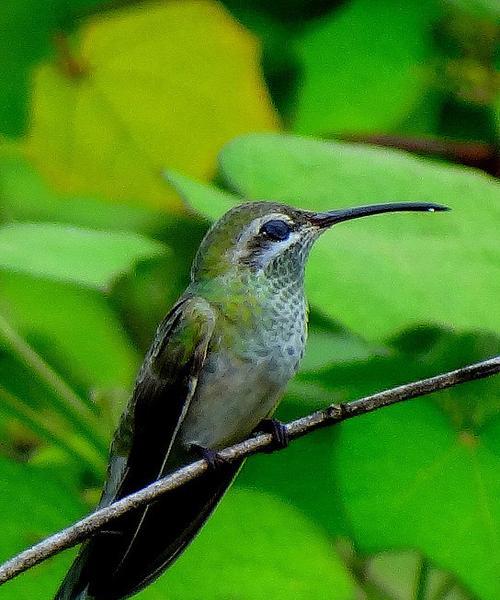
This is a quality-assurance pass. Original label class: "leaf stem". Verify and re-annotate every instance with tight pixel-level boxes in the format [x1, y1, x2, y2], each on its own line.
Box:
[413, 556, 431, 600]
[0, 386, 105, 479]
[0, 313, 108, 456]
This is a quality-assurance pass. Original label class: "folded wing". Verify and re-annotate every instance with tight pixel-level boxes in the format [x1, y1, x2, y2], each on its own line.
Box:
[55, 296, 241, 600]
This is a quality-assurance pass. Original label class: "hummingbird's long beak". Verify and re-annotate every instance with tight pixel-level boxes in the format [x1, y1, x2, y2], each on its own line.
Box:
[310, 202, 450, 228]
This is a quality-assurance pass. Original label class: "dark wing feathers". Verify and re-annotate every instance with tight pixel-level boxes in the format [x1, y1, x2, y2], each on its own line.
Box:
[55, 296, 237, 600]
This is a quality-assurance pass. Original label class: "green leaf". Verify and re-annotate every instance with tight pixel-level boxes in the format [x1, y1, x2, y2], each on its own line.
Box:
[482, 415, 500, 458]
[0, 457, 84, 599]
[0, 222, 166, 290]
[26, 0, 279, 210]
[154, 488, 355, 600]
[292, 0, 440, 135]
[0, 0, 55, 137]
[335, 398, 500, 600]
[238, 421, 351, 540]
[213, 133, 500, 340]
[495, 95, 500, 140]
[451, 0, 500, 19]
[0, 483, 354, 599]
[391, 328, 500, 429]
[166, 171, 238, 221]
[0, 149, 168, 236]
[294, 331, 500, 600]
[0, 0, 127, 137]
[301, 323, 381, 373]
[362, 550, 473, 600]
[0, 271, 139, 392]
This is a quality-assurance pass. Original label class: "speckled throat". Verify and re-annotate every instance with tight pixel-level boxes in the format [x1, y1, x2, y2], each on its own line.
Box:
[180, 263, 309, 451]
[193, 229, 316, 382]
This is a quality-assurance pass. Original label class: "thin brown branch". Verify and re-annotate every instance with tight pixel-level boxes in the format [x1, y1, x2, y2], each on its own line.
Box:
[339, 133, 500, 177]
[0, 356, 499, 585]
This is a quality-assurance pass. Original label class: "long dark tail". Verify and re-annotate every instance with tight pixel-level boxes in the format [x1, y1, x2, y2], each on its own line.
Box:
[54, 546, 93, 599]
[54, 460, 242, 600]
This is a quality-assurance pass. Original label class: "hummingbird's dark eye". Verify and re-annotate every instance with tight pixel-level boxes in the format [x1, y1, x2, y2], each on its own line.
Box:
[260, 219, 292, 242]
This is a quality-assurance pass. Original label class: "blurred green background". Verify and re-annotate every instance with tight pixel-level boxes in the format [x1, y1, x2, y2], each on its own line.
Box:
[0, 0, 499, 598]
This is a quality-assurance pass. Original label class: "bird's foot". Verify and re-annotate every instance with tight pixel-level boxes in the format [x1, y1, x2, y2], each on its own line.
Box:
[255, 418, 290, 452]
[190, 443, 229, 471]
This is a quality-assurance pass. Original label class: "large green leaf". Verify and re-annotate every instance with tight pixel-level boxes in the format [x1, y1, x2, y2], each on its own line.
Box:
[0, 272, 139, 392]
[294, 331, 500, 600]
[0, 222, 165, 290]
[26, 0, 278, 210]
[292, 0, 440, 134]
[0, 480, 354, 599]
[0, 149, 166, 236]
[154, 488, 355, 600]
[0, 0, 129, 137]
[334, 397, 500, 600]
[171, 133, 500, 340]
[0, 458, 83, 600]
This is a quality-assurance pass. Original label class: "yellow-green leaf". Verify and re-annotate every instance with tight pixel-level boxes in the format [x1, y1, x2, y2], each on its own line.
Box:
[0, 222, 166, 290]
[26, 0, 279, 211]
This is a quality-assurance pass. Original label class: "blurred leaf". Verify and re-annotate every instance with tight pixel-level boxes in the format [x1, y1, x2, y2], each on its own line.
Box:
[495, 96, 500, 139]
[0, 0, 56, 137]
[0, 484, 355, 599]
[362, 550, 472, 600]
[448, 0, 500, 21]
[292, 330, 500, 600]
[293, 0, 440, 134]
[481, 415, 500, 459]
[0, 149, 167, 235]
[156, 488, 355, 600]
[0, 383, 104, 478]
[0, 351, 89, 463]
[111, 254, 192, 354]
[0, 272, 139, 392]
[0, 222, 165, 290]
[214, 133, 500, 340]
[392, 328, 500, 429]
[0, 0, 135, 137]
[222, 0, 343, 25]
[334, 397, 500, 600]
[26, 0, 279, 210]
[301, 326, 381, 372]
[238, 414, 351, 540]
[298, 328, 500, 431]
[0, 352, 56, 414]
[219, 5, 300, 117]
[166, 170, 238, 220]
[0, 457, 83, 599]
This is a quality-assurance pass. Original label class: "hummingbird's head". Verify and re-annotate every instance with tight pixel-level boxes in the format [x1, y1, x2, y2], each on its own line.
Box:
[191, 200, 449, 283]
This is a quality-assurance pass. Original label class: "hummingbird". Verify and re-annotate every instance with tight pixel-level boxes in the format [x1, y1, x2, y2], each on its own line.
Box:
[55, 199, 448, 599]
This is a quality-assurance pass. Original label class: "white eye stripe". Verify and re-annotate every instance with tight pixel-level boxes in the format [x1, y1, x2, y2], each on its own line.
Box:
[231, 214, 302, 268]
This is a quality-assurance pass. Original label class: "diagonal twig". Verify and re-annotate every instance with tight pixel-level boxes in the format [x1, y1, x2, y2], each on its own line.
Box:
[0, 356, 499, 586]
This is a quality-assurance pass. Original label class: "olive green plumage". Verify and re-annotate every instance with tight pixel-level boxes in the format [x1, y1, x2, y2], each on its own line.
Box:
[55, 199, 447, 600]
